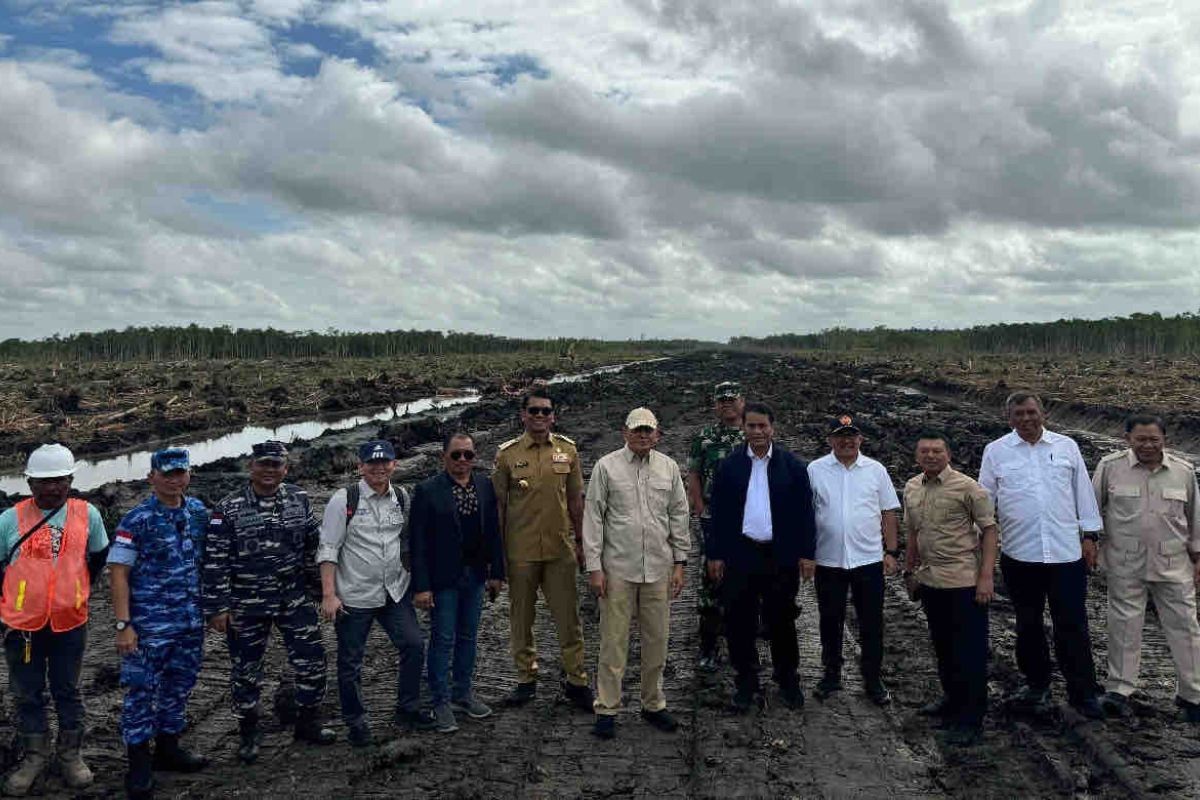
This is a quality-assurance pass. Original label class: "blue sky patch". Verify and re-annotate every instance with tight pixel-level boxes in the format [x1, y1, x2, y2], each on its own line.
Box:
[186, 193, 297, 236]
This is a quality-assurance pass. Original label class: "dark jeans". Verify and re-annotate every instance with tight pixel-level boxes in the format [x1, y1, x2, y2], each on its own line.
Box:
[426, 569, 485, 708]
[3, 624, 87, 735]
[1000, 554, 1099, 703]
[335, 594, 424, 724]
[815, 562, 884, 683]
[723, 540, 800, 690]
[922, 586, 989, 726]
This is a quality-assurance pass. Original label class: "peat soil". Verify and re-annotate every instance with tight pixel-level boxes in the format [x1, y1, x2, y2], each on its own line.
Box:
[0, 350, 1197, 798]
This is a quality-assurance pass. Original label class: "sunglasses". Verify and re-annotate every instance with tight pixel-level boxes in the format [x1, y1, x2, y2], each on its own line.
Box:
[449, 450, 476, 461]
[525, 407, 554, 416]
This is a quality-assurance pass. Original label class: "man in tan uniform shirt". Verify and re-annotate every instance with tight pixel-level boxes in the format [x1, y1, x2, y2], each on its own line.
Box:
[903, 430, 999, 746]
[1092, 414, 1200, 722]
[493, 388, 593, 710]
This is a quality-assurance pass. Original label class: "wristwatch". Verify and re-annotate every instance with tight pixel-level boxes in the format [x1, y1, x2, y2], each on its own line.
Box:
[114, 620, 131, 632]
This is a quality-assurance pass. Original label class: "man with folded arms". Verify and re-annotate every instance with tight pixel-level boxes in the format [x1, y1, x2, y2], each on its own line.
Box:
[584, 408, 689, 739]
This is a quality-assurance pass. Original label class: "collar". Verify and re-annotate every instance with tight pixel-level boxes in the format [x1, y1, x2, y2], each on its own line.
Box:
[1126, 449, 1167, 472]
[622, 445, 652, 463]
[359, 478, 395, 499]
[1006, 428, 1058, 447]
[245, 483, 286, 504]
[443, 471, 475, 489]
[149, 495, 186, 513]
[747, 443, 773, 461]
[520, 431, 552, 449]
[922, 465, 953, 484]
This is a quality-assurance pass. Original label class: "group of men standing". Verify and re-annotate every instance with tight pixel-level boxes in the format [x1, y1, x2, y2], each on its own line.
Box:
[0, 376, 1199, 794]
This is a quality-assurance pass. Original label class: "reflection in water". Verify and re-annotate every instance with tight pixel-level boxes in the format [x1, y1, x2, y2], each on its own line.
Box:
[0, 393, 480, 495]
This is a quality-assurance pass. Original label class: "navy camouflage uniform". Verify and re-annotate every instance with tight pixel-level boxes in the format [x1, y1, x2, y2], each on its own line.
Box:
[203, 482, 327, 718]
[109, 495, 209, 745]
[687, 418, 743, 658]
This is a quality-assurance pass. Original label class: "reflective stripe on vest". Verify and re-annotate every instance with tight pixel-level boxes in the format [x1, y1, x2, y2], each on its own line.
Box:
[1, 498, 91, 632]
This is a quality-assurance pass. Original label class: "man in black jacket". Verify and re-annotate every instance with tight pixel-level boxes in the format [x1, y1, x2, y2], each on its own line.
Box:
[411, 433, 506, 733]
[708, 402, 817, 712]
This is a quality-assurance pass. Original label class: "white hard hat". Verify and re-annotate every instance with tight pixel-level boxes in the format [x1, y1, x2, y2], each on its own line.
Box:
[25, 444, 77, 479]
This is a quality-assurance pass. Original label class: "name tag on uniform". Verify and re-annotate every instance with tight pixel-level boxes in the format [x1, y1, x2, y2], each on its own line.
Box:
[552, 452, 569, 464]
[387, 508, 403, 526]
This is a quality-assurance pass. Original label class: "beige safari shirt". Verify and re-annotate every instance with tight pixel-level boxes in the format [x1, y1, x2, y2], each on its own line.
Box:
[493, 431, 584, 563]
[903, 466, 997, 589]
[582, 446, 690, 583]
[1092, 449, 1200, 583]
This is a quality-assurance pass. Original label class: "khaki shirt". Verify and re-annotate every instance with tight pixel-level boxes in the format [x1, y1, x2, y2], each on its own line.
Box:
[493, 431, 584, 563]
[902, 466, 997, 589]
[582, 446, 690, 583]
[1092, 449, 1200, 583]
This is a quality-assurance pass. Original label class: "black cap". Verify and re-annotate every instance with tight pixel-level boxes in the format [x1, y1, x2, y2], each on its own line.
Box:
[828, 415, 862, 435]
[251, 441, 289, 462]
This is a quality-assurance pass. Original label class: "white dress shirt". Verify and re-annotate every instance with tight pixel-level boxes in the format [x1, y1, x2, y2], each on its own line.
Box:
[808, 452, 900, 569]
[978, 428, 1103, 564]
[742, 444, 774, 542]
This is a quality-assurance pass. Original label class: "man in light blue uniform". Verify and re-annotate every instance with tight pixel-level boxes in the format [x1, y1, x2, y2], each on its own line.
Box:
[109, 448, 209, 800]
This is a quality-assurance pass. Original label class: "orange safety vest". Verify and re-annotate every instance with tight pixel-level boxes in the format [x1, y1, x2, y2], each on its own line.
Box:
[1, 498, 91, 632]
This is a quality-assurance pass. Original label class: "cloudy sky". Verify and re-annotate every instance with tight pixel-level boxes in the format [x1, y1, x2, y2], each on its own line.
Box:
[1, 0, 1198, 342]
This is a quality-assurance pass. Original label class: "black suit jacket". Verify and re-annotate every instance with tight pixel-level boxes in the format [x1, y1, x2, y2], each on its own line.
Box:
[409, 471, 505, 593]
[709, 442, 817, 568]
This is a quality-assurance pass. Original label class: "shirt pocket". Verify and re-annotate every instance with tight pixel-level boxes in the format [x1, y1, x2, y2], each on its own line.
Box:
[1108, 485, 1142, 523]
[999, 463, 1032, 490]
[646, 477, 674, 515]
[1159, 486, 1188, 523]
[1048, 458, 1075, 487]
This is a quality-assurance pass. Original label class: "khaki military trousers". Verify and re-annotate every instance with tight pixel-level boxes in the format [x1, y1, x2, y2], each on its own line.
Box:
[595, 577, 670, 716]
[508, 557, 587, 686]
[1107, 575, 1200, 704]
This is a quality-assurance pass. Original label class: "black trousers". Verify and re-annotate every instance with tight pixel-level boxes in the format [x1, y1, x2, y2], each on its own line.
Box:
[815, 562, 884, 683]
[723, 541, 799, 690]
[922, 586, 988, 726]
[999, 554, 1099, 703]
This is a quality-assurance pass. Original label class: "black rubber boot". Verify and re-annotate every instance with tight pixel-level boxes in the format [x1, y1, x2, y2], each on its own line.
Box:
[152, 732, 209, 773]
[293, 706, 336, 745]
[125, 741, 155, 800]
[237, 713, 260, 764]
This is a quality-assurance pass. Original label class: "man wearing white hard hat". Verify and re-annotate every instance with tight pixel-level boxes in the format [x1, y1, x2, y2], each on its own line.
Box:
[0, 444, 109, 796]
[583, 408, 689, 740]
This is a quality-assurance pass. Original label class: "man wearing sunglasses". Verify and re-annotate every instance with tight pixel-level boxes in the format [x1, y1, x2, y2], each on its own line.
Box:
[584, 408, 689, 739]
[493, 388, 592, 710]
[410, 433, 506, 733]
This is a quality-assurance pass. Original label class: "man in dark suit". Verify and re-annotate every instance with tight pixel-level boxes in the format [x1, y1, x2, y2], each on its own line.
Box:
[410, 433, 506, 733]
[708, 402, 817, 712]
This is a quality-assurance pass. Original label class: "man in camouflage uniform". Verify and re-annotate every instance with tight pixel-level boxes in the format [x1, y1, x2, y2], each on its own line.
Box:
[203, 441, 335, 765]
[686, 381, 745, 670]
[109, 448, 209, 800]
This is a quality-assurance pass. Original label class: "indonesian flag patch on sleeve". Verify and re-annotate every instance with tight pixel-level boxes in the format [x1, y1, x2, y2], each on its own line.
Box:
[114, 529, 134, 546]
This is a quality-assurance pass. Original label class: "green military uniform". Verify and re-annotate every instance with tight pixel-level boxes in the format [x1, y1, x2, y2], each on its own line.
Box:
[493, 431, 588, 687]
[687, 404, 744, 661]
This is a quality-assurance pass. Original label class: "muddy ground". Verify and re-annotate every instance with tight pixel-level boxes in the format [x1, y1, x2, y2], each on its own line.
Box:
[1, 350, 1198, 798]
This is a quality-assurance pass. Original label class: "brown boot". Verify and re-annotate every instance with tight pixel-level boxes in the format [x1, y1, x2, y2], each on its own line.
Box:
[56, 729, 93, 789]
[3, 733, 48, 797]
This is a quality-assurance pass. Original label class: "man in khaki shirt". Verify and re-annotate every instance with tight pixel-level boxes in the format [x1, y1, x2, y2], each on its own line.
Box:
[492, 387, 592, 710]
[903, 431, 999, 746]
[1092, 414, 1200, 722]
[584, 407, 689, 739]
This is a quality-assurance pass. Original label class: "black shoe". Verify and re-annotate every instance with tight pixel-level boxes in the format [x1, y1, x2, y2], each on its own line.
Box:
[641, 708, 679, 732]
[1069, 695, 1106, 721]
[942, 724, 982, 747]
[294, 706, 337, 745]
[1009, 685, 1051, 713]
[152, 732, 209, 773]
[125, 741, 155, 800]
[864, 681, 892, 706]
[396, 709, 437, 733]
[918, 696, 953, 717]
[237, 716, 260, 764]
[813, 672, 842, 700]
[1099, 692, 1131, 719]
[731, 684, 756, 714]
[1176, 696, 1200, 723]
[347, 721, 374, 748]
[592, 715, 616, 740]
[562, 682, 595, 712]
[780, 684, 805, 710]
[504, 682, 537, 707]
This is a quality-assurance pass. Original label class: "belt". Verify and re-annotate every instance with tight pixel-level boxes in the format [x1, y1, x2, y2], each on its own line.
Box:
[742, 536, 774, 549]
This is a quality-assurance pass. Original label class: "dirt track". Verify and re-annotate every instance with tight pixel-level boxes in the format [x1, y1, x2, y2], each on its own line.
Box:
[2, 350, 1198, 798]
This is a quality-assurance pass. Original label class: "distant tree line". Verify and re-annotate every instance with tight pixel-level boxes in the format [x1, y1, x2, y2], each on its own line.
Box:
[733, 312, 1200, 356]
[0, 325, 705, 362]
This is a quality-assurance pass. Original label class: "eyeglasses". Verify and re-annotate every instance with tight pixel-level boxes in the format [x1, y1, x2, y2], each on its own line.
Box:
[630, 426, 656, 435]
[525, 407, 554, 416]
[449, 450, 476, 461]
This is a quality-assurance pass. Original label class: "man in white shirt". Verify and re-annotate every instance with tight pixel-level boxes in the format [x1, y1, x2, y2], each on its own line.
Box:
[979, 391, 1106, 719]
[807, 415, 900, 705]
